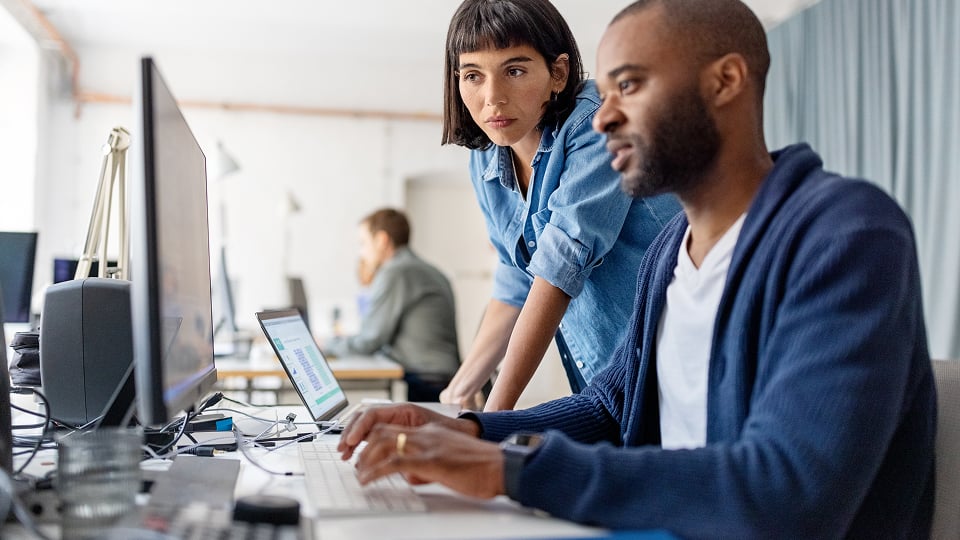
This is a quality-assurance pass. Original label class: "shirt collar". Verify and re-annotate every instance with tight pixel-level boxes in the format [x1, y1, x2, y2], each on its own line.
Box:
[480, 128, 555, 187]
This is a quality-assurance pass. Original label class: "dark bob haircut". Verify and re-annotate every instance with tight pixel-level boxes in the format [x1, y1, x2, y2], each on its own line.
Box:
[441, 0, 584, 150]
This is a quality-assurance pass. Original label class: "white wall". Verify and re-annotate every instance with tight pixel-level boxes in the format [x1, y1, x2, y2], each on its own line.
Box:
[32, 46, 470, 340]
[0, 41, 39, 232]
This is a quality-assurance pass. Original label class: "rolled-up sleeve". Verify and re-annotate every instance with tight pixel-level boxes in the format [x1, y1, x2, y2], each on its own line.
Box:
[526, 113, 633, 298]
[491, 260, 532, 308]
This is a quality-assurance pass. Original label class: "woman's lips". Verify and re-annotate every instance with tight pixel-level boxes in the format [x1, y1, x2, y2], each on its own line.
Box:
[486, 116, 515, 129]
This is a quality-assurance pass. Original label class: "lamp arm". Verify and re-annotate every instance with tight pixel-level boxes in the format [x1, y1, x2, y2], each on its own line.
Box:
[75, 127, 131, 280]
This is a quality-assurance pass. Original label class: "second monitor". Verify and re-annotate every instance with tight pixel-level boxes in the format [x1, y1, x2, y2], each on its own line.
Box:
[128, 56, 218, 426]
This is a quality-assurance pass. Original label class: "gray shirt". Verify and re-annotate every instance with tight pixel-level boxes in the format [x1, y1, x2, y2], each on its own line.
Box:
[325, 247, 460, 377]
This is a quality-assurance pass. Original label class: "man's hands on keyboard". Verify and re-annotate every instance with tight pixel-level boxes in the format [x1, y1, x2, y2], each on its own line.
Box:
[352, 422, 505, 499]
[337, 403, 480, 460]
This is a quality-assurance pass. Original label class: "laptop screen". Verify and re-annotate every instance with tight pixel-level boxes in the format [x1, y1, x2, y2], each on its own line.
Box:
[256, 309, 348, 421]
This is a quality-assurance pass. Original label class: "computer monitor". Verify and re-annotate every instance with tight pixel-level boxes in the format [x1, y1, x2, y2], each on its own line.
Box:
[0, 231, 38, 323]
[52, 257, 118, 283]
[129, 57, 217, 426]
[287, 276, 310, 330]
[213, 247, 238, 336]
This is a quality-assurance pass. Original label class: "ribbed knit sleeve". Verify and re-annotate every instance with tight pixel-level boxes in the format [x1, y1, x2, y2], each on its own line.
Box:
[479, 146, 936, 538]
[475, 384, 623, 444]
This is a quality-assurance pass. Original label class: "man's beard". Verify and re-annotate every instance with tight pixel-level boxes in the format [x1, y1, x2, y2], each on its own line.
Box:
[619, 84, 721, 199]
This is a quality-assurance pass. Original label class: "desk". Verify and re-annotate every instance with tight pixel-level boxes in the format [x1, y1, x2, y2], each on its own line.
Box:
[215, 354, 406, 403]
[234, 405, 613, 540]
[3, 403, 622, 540]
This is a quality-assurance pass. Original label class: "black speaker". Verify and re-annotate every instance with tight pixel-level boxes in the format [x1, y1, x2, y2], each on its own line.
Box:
[39, 278, 133, 425]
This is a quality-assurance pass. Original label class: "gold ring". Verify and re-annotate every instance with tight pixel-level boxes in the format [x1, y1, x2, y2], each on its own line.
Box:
[396, 433, 407, 456]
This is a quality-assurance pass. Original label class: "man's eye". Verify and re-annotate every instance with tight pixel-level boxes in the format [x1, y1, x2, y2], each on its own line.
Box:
[618, 79, 637, 94]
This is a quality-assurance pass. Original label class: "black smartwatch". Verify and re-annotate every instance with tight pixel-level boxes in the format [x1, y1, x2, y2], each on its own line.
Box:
[499, 432, 544, 500]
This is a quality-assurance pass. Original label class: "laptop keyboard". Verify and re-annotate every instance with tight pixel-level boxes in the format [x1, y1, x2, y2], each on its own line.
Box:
[299, 441, 427, 514]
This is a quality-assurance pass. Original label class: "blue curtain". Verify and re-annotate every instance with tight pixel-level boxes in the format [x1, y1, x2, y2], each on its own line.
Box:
[764, 0, 960, 359]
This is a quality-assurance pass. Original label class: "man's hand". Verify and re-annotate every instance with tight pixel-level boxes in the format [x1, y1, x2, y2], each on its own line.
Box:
[354, 423, 505, 499]
[337, 403, 480, 460]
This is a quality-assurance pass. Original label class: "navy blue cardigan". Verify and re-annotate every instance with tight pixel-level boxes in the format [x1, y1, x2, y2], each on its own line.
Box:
[474, 144, 936, 538]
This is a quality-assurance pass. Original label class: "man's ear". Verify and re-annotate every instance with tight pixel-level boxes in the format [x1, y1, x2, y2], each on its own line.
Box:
[374, 230, 393, 250]
[551, 53, 570, 94]
[704, 53, 748, 108]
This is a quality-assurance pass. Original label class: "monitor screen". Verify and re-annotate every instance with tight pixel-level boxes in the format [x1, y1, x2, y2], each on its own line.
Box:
[130, 57, 217, 426]
[53, 257, 118, 284]
[0, 231, 38, 323]
[287, 276, 310, 330]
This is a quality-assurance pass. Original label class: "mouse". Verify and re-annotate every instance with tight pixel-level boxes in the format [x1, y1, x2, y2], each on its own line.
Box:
[233, 494, 300, 526]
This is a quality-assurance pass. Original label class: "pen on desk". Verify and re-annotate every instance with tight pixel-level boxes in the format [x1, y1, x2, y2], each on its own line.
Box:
[255, 433, 316, 443]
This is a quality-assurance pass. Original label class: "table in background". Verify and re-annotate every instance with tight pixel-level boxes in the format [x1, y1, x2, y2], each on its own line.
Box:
[214, 354, 406, 403]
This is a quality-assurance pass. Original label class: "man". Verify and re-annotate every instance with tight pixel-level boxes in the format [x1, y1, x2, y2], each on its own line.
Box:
[337, 1, 937, 537]
[324, 208, 460, 402]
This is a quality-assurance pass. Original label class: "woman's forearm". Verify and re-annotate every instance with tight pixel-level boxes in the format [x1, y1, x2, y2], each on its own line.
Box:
[441, 299, 521, 406]
[483, 277, 571, 411]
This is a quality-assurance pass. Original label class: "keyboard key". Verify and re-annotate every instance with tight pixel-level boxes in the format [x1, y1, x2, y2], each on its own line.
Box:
[299, 441, 426, 514]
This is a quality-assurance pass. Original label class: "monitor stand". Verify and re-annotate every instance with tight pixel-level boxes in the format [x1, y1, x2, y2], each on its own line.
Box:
[95, 363, 137, 428]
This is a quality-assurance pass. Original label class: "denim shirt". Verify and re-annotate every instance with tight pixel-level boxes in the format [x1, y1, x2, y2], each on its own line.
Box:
[468, 80, 681, 385]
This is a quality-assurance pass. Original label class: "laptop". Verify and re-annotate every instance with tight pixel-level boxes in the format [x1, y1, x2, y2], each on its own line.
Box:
[255, 309, 353, 429]
[256, 309, 426, 514]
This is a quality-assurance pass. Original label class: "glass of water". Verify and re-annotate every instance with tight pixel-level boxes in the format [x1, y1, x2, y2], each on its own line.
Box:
[56, 427, 142, 539]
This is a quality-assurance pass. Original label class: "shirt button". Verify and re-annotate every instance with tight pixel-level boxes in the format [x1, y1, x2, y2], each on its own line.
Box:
[527, 240, 536, 248]
[576, 361, 584, 369]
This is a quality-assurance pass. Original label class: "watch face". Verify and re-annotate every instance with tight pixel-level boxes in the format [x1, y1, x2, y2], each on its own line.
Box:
[503, 432, 544, 449]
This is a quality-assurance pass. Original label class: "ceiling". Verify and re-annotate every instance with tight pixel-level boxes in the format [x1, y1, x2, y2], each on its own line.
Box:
[24, 0, 819, 51]
[5, 0, 822, 110]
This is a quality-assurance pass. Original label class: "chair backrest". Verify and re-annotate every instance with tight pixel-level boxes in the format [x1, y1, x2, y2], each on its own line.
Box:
[932, 359, 960, 539]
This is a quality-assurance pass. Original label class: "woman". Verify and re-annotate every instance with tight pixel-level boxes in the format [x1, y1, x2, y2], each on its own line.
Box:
[440, 0, 680, 410]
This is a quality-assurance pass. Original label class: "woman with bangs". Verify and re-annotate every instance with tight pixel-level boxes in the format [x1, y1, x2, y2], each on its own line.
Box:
[439, 0, 680, 411]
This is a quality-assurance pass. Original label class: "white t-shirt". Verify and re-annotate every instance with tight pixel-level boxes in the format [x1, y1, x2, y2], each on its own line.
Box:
[657, 214, 746, 449]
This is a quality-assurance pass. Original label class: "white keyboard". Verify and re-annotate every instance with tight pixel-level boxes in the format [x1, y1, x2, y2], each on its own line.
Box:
[298, 441, 427, 514]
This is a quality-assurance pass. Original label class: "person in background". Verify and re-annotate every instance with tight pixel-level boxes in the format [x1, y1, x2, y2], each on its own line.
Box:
[439, 0, 680, 411]
[337, 0, 937, 536]
[354, 257, 376, 319]
[324, 208, 460, 402]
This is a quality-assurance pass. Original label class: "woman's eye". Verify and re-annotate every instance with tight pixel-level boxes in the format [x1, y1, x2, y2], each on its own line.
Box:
[461, 72, 480, 82]
[506, 67, 525, 77]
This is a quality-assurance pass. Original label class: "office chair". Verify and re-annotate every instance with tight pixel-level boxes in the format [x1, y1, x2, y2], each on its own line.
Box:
[932, 359, 959, 539]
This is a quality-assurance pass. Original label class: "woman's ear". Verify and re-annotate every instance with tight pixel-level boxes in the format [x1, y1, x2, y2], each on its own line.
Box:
[551, 53, 570, 93]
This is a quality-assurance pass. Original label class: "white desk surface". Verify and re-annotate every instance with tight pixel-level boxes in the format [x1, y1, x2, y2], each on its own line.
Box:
[238, 404, 608, 539]
[4, 402, 615, 539]
[215, 354, 405, 380]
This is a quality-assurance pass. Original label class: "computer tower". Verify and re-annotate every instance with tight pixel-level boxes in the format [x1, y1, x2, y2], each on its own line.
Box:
[39, 278, 133, 425]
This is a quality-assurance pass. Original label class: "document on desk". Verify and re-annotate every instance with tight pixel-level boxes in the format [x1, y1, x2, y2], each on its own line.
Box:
[148, 455, 241, 508]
